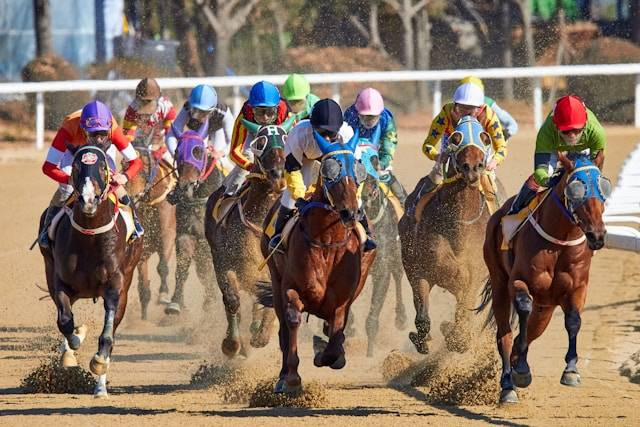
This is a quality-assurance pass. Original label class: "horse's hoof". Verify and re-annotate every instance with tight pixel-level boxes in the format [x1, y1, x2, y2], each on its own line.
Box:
[250, 333, 269, 349]
[330, 354, 346, 370]
[93, 386, 108, 399]
[511, 369, 532, 388]
[68, 324, 88, 350]
[409, 332, 429, 355]
[61, 350, 78, 368]
[89, 354, 110, 376]
[249, 321, 260, 335]
[499, 389, 518, 404]
[312, 335, 328, 355]
[274, 378, 287, 394]
[157, 292, 171, 305]
[221, 338, 241, 358]
[164, 302, 181, 315]
[560, 370, 581, 387]
[283, 381, 303, 395]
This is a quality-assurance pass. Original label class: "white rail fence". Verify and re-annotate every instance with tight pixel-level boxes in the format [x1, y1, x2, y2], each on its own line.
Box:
[604, 142, 640, 253]
[1, 63, 640, 150]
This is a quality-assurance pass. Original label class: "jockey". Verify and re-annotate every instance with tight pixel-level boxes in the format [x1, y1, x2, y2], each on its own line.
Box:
[39, 100, 144, 247]
[407, 82, 507, 214]
[165, 84, 235, 173]
[122, 77, 177, 165]
[506, 95, 606, 215]
[461, 76, 519, 140]
[282, 73, 320, 121]
[344, 87, 408, 205]
[223, 80, 291, 195]
[268, 98, 376, 253]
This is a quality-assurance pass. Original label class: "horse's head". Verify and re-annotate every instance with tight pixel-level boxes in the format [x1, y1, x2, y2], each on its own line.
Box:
[125, 148, 152, 200]
[358, 147, 383, 211]
[70, 145, 111, 216]
[557, 151, 610, 250]
[314, 128, 367, 227]
[174, 130, 207, 198]
[447, 115, 491, 186]
[243, 117, 294, 192]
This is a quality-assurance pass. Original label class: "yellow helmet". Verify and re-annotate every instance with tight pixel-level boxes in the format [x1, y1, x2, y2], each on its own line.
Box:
[461, 76, 484, 91]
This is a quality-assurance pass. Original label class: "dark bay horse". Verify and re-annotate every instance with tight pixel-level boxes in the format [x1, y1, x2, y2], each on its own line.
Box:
[479, 151, 610, 404]
[126, 147, 177, 319]
[399, 116, 503, 355]
[359, 147, 407, 357]
[205, 121, 291, 358]
[38, 144, 142, 397]
[259, 130, 376, 394]
[164, 130, 224, 315]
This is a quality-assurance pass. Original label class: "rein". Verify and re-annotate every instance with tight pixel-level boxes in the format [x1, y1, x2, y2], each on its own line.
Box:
[365, 182, 388, 225]
[65, 188, 120, 236]
[298, 201, 354, 249]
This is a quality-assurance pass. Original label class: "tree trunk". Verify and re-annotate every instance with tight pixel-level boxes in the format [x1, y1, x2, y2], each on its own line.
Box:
[632, 0, 640, 45]
[502, 1, 514, 101]
[402, 15, 415, 69]
[516, 0, 536, 95]
[33, 0, 53, 56]
[416, 8, 431, 106]
[272, 8, 287, 54]
[548, 7, 566, 103]
[251, 26, 264, 74]
[369, 2, 387, 55]
[171, 0, 204, 77]
[214, 35, 231, 77]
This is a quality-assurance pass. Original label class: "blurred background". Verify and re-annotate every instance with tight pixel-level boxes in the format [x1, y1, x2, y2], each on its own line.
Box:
[1, 0, 640, 135]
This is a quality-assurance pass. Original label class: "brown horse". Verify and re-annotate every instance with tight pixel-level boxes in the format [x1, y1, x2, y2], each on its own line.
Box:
[479, 151, 610, 403]
[38, 144, 142, 397]
[259, 131, 376, 394]
[205, 122, 290, 358]
[164, 130, 223, 315]
[399, 116, 502, 355]
[126, 147, 177, 319]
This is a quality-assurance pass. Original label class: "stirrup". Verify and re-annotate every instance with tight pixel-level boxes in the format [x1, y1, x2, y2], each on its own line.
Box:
[364, 237, 377, 252]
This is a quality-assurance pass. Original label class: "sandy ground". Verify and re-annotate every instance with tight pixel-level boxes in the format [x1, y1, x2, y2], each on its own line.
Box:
[1, 123, 640, 426]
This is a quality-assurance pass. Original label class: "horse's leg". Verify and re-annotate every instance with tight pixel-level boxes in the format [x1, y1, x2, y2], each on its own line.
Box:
[408, 277, 431, 354]
[251, 302, 276, 349]
[283, 289, 303, 393]
[444, 278, 476, 354]
[365, 267, 391, 357]
[315, 305, 347, 369]
[219, 270, 242, 357]
[53, 282, 87, 356]
[194, 239, 216, 312]
[392, 266, 407, 330]
[166, 234, 194, 315]
[560, 288, 587, 387]
[157, 202, 176, 304]
[493, 280, 517, 404]
[90, 283, 121, 378]
[510, 281, 534, 389]
[136, 256, 151, 320]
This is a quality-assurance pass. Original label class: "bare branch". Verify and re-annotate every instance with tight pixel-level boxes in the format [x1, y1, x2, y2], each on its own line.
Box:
[455, 0, 488, 37]
[197, 0, 222, 34]
[384, 0, 401, 13]
[227, 0, 261, 34]
[349, 15, 371, 40]
[410, 0, 429, 16]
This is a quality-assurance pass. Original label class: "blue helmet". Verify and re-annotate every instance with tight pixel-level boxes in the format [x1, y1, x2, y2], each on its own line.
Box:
[249, 81, 280, 107]
[188, 84, 217, 111]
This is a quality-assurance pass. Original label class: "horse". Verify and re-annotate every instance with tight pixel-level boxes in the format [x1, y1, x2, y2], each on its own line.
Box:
[259, 129, 376, 394]
[204, 120, 291, 358]
[478, 151, 610, 404]
[125, 146, 177, 319]
[398, 115, 503, 355]
[38, 144, 142, 398]
[358, 147, 407, 357]
[164, 130, 224, 315]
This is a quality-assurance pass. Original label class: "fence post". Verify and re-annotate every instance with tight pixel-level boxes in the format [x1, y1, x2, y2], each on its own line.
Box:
[433, 80, 441, 118]
[534, 78, 543, 130]
[635, 74, 640, 128]
[331, 82, 340, 105]
[36, 91, 45, 150]
[233, 85, 242, 117]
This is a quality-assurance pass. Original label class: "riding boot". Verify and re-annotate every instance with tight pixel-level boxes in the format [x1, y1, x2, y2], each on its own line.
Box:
[38, 205, 62, 248]
[506, 182, 537, 216]
[405, 176, 438, 217]
[120, 194, 144, 240]
[359, 214, 377, 252]
[388, 173, 408, 206]
[269, 205, 295, 253]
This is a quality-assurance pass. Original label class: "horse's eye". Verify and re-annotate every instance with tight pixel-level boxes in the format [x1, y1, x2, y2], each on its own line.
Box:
[321, 158, 341, 181]
[564, 180, 586, 201]
[354, 161, 368, 183]
[598, 176, 612, 199]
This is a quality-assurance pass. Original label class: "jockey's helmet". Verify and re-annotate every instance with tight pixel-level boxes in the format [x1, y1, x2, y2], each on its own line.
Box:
[188, 85, 217, 111]
[80, 101, 112, 133]
[355, 88, 384, 116]
[311, 99, 343, 134]
[553, 95, 587, 131]
[453, 83, 484, 107]
[461, 76, 484, 91]
[283, 74, 310, 101]
[249, 81, 280, 107]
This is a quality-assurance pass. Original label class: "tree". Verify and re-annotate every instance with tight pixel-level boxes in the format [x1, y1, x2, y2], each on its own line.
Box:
[197, 0, 261, 76]
[632, 0, 640, 45]
[514, 0, 536, 94]
[502, 0, 514, 100]
[415, 7, 431, 103]
[349, 0, 389, 56]
[33, 0, 52, 57]
[384, 0, 429, 69]
[171, 0, 204, 76]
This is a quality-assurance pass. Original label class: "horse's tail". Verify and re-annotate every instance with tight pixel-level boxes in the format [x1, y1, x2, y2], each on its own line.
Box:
[475, 276, 496, 330]
[255, 281, 274, 308]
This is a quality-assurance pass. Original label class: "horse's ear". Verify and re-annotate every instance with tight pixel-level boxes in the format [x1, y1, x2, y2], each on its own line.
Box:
[347, 128, 359, 152]
[313, 129, 332, 154]
[593, 150, 605, 170]
[282, 115, 296, 133]
[479, 131, 492, 147]
[241, 118, 261, 134]
[557, 151, 573, 171]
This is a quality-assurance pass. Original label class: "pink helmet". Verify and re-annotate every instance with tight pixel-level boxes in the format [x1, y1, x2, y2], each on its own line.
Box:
[355, 88, 384, 115]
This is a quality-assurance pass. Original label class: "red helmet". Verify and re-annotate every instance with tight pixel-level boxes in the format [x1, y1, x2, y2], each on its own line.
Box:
[553, 95, 587, 131]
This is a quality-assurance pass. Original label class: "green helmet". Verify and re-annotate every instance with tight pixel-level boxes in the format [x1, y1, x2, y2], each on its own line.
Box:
[283, 73, 311, 101]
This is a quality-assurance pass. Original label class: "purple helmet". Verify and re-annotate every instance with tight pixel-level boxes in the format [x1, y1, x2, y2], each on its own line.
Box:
[80, 100, 112, 132]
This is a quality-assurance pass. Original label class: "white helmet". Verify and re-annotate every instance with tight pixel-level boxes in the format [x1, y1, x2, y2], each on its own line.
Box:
[453, 82, 484, 107]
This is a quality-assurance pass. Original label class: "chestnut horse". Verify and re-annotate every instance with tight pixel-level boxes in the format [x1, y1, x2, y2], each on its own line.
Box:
[205, 121, 291, 358]
[359, 147, 407, 357]
[479, 151, 610, 404]
[126, 147, 176, 319]
[399, 116, 503, 354]
[259, 130, 376, 394]
[38, 144, 142, 397]
[164, 130, 223, 315]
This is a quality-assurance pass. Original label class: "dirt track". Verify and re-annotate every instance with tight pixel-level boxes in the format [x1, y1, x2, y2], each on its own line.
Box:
[1, 124, 639, 426]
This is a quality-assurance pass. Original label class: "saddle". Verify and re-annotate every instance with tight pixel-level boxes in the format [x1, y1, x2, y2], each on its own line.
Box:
[377, 181, 405, 219]
[211, 186, 250, 226]
[500, 190, 550, 251]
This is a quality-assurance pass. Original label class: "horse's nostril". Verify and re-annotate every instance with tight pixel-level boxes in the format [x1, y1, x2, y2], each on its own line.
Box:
[477, 162, 484, 170]
[463, 163, 471, 172]
[339, 209, 353, 223]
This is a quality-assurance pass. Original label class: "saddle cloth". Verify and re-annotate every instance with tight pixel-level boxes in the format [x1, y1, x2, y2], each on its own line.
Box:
[377, 181, 404, 220]
[500, 190, 549, 251]
[211, 187, 250, 225]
